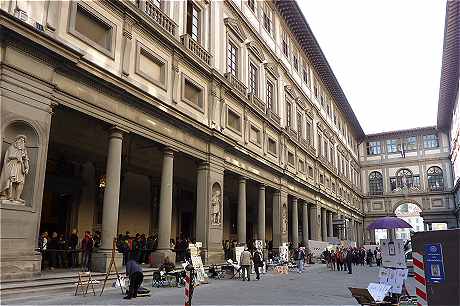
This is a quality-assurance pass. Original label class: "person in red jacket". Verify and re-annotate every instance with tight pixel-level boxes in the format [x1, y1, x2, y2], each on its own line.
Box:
[81, 231, 94, 271]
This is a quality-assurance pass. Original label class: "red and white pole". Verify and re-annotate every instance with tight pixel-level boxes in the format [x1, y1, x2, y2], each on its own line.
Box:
[413, 252, 427, 306]
[184, 271, 191, 306]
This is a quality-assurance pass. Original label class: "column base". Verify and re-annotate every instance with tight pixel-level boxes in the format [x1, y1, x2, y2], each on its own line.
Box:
[206, 248, 225, 265]
[149, 249, 175, 268]
[92, 250, 123, 273]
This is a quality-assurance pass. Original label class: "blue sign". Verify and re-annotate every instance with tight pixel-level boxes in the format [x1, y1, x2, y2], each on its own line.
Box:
[424, 243, 445, 283]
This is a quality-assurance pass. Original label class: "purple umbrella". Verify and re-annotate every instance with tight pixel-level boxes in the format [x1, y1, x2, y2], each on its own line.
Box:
[367, 216, 412, 230]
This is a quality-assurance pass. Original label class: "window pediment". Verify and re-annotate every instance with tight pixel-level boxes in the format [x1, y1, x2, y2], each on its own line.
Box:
[224, 18, 247, 43]
[246, 41, 265, 62]
[264, 62, 279, 78]
[285, 84, 298, 100]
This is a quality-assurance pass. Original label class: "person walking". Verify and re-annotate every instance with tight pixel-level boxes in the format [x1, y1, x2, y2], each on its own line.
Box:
[298, 247, 306, 273]
[81, 231, 93, 271]
[252, 249, 263, 280]
[124, 258, 144, 300]
[239, 247, 252, 281]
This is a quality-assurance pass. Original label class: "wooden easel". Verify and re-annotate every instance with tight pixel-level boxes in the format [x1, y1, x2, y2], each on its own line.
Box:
[100, 238, 124, 296]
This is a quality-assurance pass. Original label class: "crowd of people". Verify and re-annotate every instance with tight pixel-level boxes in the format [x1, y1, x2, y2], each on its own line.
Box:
[38, 229, 100, 271]
[322, 246, 382, 274]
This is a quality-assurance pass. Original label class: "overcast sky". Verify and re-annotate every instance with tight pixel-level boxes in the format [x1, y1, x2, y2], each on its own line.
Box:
[298, 0, 447, 134]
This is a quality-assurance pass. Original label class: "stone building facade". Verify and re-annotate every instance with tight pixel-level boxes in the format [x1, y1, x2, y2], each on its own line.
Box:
[360, 127, 457, 243]
[0, 0, 364, 279]
[0, 0, 457, 281]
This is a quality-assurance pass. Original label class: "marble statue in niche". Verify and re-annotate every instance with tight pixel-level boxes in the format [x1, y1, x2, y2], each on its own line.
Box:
[281, 204, 288, 233]
[0, 135, 29, 203]
[210, 183, 221, 225]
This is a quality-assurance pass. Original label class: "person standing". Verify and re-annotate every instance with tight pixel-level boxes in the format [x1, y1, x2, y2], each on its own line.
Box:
[48, 232, 58, 270]
[124, 258, 144, 299]
[298, 247, 305, 273]
[69, 229, 79, 268]
[81, 231, 93, 271]
[239, 247, 252, 281]
[252, 249, 263, 280]
[346, 248, 353, 274]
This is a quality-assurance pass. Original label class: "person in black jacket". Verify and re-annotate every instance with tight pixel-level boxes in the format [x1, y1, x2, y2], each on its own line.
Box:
[124, 258, 144, 299]
[253, 250, 263, 280]
[346, 248, 353, 274]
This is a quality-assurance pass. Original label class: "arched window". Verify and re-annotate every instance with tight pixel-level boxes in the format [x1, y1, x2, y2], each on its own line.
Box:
[427, 166, 444, 191]
[396, 168, 413, 188]
[369, 171, 383, 195]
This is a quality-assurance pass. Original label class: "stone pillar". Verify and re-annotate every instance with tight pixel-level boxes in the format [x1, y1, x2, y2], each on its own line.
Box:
[321, 208, 327, 241]
[257, 184, 265, 243]
[327, 212, 333, 238]
[272, 191, 281, 249]
[309, 205, 320, 241]
[302, 202, 309, 245]
[93, 128, 124, 272]
[151, 147, 175, 266]
[291, 197, 299, 248]
[238, 176, 246, 244]
[196, 162, 208, 253]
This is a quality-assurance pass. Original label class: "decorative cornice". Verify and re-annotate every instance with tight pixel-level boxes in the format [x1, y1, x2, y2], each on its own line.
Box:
[246, 40, 265, 62]
[285, 84, 298, 100]
[224, 17, 247, 43]
[264, 62, 280, 78]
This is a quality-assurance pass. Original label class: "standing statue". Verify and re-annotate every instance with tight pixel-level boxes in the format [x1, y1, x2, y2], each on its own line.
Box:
[210, 188, 221, 225]
[281, 204, 288, 233]
[0, 135, 29, 202]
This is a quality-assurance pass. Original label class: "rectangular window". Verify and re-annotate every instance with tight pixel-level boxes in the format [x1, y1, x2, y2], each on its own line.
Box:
[387, 139, 398, 153]
[247, 0, 255, 12]
[262, 3, 272, 34]
[186, 0, 200, 42]
[323, 140, 328, 158]
[293, 51, 299, 71]
[320, 94, 324, 107]
[182, 77, 204, 110]
[250, 125, 261, 145]
[299, 160, 305, 173]
[282, 31, 289, 58]
[268, 137, 277, 155]
[326, 104, 330, 116]
[227, 41, 238, 77]
[305, 121, 311, 142]
[297, 112, 302, 137]
[404, 136, 417, 151]
[314, 81, 318, 98]
[330, 147, 334, 165]
[308, 166, 314, 178]
[423, 134, 439, 149]
[303, 65, 309, 84]
[367, 141, 381, 155]
[136, 43, 167, 89]
[249, 62, 258, 95]
[286, 102, 292, 128]
[266, 80, 274, 111]
[320, 174, 324, 184]
[227, 108, 241, 133]
[71, 3, 114, 56]
[317, 133, 322, 155]
[288, 151, 295, 166]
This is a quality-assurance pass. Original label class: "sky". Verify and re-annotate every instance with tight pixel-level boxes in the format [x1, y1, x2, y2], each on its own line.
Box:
[297, 0, 447, 134]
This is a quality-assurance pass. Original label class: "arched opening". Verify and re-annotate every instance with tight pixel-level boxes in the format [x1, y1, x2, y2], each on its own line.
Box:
[374, 202, 424, 244]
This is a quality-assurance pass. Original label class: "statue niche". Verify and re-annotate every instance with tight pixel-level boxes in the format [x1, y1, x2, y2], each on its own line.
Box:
[210, 182, 222, 225]
[0, 135, 30, 203]
[281, 203, 288, 234]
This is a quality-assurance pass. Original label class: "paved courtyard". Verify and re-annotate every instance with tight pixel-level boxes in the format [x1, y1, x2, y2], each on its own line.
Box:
[2, 265, 415, 305]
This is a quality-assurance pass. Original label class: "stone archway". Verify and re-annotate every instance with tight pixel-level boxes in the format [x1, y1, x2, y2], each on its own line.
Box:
[392, 198, 423, 214]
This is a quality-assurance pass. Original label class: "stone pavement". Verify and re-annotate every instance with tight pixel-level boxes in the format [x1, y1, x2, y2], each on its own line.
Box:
[2, 264, 415, 305]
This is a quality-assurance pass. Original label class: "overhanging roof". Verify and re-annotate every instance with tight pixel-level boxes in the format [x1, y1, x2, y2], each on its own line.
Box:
[274, 0, 365, 140]
[437, 1, 460, 131]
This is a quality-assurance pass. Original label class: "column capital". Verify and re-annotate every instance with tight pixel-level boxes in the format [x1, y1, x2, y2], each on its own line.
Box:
[108, 126, 126, 140]
[238, 176, 247, 183]
[259, 183, 266, 190]
[163, 146, 176, 156]
[292, 196, 298, 203]
[197, 161, 209, 171]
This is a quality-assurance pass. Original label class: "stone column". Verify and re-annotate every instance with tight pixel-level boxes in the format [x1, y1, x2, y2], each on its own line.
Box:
[238, 176, 246, 244]
[309, 205, 319, 241]
[257, 184, 266, 243]
[327, 212, 333, 238]
[272, 190, 281, 248]
[321, 208, 327, 241]
[93, 128, 124, 272]
[302, 202, 309, 245]
[196, 162, 208, 251]
[291, 197, 299, 247]
[151, 147, 175, 266]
